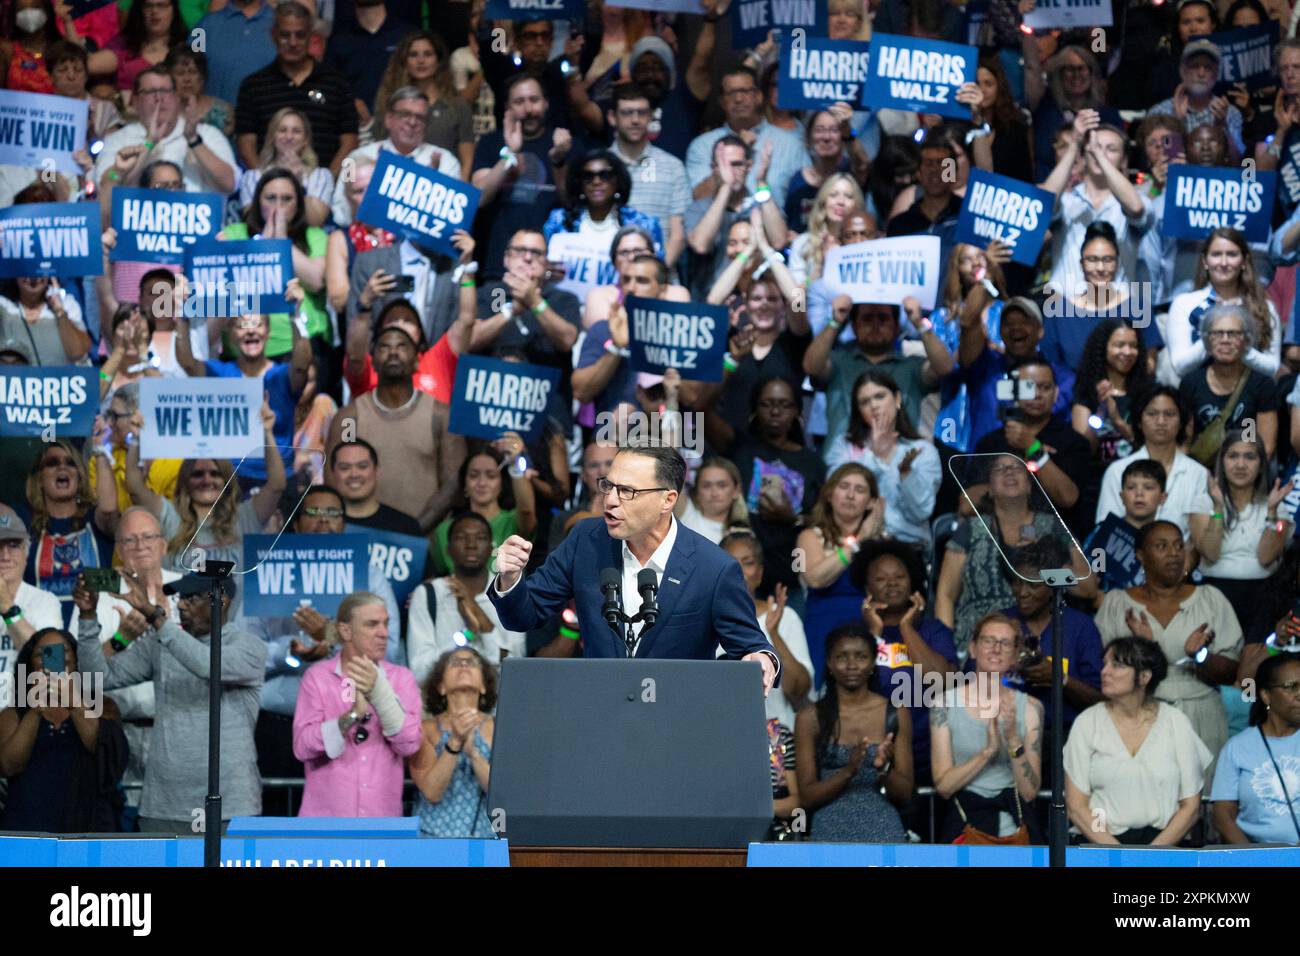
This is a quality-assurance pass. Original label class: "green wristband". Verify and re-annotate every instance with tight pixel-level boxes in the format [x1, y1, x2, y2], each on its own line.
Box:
[559, 625, 580, 641]
[532, 298, 548, 316]
[1024, 439, 1043, 459]
[836, 547, 851, 567]
[1211, 512, 1224, 521]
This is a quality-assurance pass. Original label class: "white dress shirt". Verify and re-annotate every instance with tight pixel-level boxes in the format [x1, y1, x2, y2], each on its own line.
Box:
[621, 516, 678, 656]
[331, 139, 463, 225]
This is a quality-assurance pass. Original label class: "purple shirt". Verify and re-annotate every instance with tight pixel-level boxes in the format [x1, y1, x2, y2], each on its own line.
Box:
[292, 657, 422, 817]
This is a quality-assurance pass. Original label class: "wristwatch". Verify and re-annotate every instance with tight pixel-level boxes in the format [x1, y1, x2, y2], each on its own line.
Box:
[1009, 743, 1026, 760]
[187, 133, 203, 150]
[1, 605, 21, 624]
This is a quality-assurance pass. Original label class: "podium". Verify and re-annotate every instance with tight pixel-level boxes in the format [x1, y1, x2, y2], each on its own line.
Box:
[488, 658, 772, 865]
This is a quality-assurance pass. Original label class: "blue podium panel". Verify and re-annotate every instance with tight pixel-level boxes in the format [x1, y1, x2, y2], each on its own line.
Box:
[226, 817, 421, 839]
[208, 837, 510, 867]
[0, 836, 57, 866]
[56, 837, 188, 868]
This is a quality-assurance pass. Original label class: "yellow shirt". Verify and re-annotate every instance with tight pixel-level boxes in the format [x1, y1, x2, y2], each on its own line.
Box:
[88, 446, 182, 515]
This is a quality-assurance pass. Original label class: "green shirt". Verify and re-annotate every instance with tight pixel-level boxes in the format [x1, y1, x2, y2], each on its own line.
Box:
[429, 509, 521, 579]
[220, 222, 329, 356]
[825, 349, 933, 451]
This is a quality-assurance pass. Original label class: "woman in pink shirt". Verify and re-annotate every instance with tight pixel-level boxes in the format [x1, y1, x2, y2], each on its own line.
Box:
[106, 0, 184, 97]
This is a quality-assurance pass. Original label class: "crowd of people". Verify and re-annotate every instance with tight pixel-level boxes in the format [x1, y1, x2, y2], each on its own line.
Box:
[3, 0, 1300, 848]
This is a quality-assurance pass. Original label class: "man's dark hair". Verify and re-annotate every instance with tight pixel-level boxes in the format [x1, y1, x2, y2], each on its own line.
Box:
[722, 65, 761, 93]
[504, 70, 546, 103]
[371, 324, 418, 355]
[715, 134, 753, 163]
[132, 64, 175, 94]
[448, 509, 493, 540]
[617, 444, 686, 493]
[1134, 518, 1181, 552]
[141, 159, 184, 189]
[374, 299, 426, 349]
[1015, 357, 1056, 385]
[1003, 535, 1071, 583]
[1122, 458, 1168, 492]
[629, 253, 668, 286]
[919, 128, 956, 159]
[610, 83, 652, 111]
[1106, 636, 1167, 702]
[47, 39, 87, 72]
[329, 438, 379, 471]
[139, 268, 176, 300]
[1130, 384, 1188, 449]
[296, 484, 346, 524]
[275, 1, 312, 24]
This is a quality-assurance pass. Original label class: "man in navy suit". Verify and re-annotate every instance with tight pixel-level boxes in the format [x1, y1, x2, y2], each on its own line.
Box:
[489, 445, 779, 694]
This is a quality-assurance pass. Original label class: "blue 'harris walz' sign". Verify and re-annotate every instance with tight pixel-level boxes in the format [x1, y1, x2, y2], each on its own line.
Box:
[861, 33, 977, 120]
[448, 354, 559, 445]
[1161, 165, 1277, 243]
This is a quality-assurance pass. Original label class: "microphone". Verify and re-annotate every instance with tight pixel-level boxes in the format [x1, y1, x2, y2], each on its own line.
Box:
[636, 568, 659, 629]
[600, 568, 623, 631]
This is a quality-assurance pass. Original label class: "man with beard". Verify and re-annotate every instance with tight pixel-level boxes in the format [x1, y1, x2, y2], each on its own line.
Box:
[407, 511, 526, 687]
[327, 326, 465, 533]
[471, 74, 572, 279]
[475, 16, 576, 132]
[73, 570, 263, 835]
[1148, 40, 1244, 161]
[625, 28, 715, 161]
[174, 280, 312, 488]
[245, 484, 404, 791]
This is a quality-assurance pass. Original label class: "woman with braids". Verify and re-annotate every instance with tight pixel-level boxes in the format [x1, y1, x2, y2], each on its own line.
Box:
[1071, 319, 1153, 467]
[542, 151, 663, 257]
[20, 442, 118, 626]
[932, 613, 1044, 843]
[794, 624, 911, 842]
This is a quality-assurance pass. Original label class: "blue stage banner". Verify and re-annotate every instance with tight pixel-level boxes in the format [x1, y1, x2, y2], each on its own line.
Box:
[243, 533, 370, 617]
[449, 354, 559, 445]
[111, 188, 223, 265]
[0, 201, 100, 277]
[732, 0, 827, 50]
[484, 0, 584, 18]
[356, 151, 480, 258]
[0, 89, 87, 176]
[626, 295, 728, 382]
[954, 169, 1053, 266]
[183, 238, 292, 317]
[1211, 21, 1279, 93]
[1161, 165, 1277, 243]
[358, 527, 428, 607]
[776, 36, 871, 111]
[0, 366, 95, 437]
[861, 33, 977, 120]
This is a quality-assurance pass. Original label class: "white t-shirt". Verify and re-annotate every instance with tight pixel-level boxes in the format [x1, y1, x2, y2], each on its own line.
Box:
[331, 140, 463, 225]
[93, 120, 238, 195]
[679, 497, 726, 545]
[0, 581, 64, 681]
[407, 576, 527, 688]
[1198, 501, 1279, 581]
[1096, 448, 1213, 538]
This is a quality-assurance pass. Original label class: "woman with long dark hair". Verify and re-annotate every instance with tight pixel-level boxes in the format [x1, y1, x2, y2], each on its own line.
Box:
[1071, 319, 1152, 465]
[795, 624, 911, 842]
[222, 168, 329, 365]
[411, 646, 496, 837]
[959, 54, 1033, 182]
[825, 370, 941, 546]
[1212, 652, 1300, 845]
[428, 442, 537, 578]
[543, 150, 663, 255]
[0, 628, 127, 832]
[108, 0, 186, 95]
[372, 30, 474, 174]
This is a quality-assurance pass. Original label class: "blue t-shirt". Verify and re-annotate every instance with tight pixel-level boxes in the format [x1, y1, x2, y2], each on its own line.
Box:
[871, 617, 957, 787]
[575, 319, 636, 415]
[1211, 726, 1300, 845]
[994, 606, 1104, 736]
[951, 347, 1076, 449]
[1082, 514, 1147, 593]
[1041, 309, 1165, 374]
[203, 360, 299, 483]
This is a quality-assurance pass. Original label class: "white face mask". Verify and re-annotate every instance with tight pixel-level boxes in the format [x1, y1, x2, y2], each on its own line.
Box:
[15, 8, 48, 33]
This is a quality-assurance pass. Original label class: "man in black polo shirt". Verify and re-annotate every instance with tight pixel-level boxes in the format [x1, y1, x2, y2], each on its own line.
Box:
[324, 0, 413, 120]
[971, 357, 1095, 534]
[885, 127, 963, 293]
[470, 73, 571, 279]
[235, 1, 359, 178]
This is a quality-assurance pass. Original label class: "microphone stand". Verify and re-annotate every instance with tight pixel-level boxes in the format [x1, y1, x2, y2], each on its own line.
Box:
[603, 585, 660, 658]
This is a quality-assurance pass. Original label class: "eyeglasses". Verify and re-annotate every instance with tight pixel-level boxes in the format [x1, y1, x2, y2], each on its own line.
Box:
[989, 463, 1025, 477]
[448, 655, 481, 669]
[1082, 255, 1117, 266]
[758, 399, 798, 411]
[597, 477, 670, 501]
[615, 246, 651, 260]
[120, 532, 163, 549]
[1206, 329, 1245, 340]
[506, 246, 546, 260]
[723, 86, 759, 98]
[389, 108, 428, 125]
[135, 87, 175, 98]
[302, 507, 344, 518]
[518, 29, 553, 42]
[977, 636, 1017, 650]
[581, 168, 615, 183]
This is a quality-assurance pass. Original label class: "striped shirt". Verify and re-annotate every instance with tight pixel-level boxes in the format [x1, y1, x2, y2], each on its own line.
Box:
[611, 142, 690, 246]
[235, 60, 359, 169]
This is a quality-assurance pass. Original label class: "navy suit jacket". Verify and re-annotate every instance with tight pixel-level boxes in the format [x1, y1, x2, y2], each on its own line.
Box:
[489, 518, 776, 671]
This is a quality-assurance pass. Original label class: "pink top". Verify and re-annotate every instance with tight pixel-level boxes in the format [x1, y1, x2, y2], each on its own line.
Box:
[292, 657, 423, 818]
[106, 34, 157, 92]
